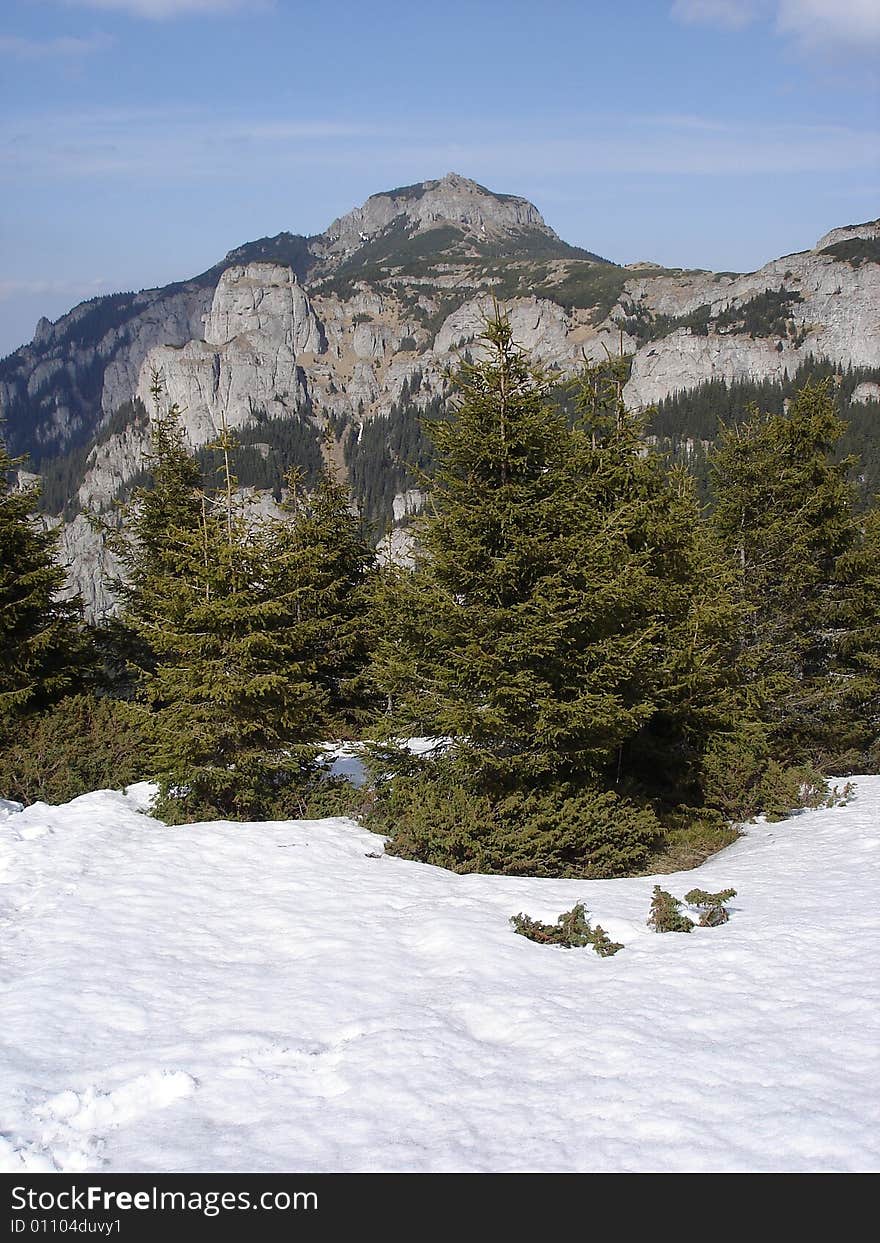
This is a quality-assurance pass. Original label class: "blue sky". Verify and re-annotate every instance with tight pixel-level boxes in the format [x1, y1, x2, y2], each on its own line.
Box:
[1, 0, 878, 355]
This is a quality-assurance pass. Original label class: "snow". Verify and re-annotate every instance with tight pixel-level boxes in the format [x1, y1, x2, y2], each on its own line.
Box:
[323, 737, 447, 786]
[1, 777, 878, 1173]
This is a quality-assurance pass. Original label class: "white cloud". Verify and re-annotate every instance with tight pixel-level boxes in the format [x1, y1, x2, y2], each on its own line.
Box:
[671, 0, 880, 53]
[776, 0, 880, 52]
[670, 1, 759, 29]
[0, 33, 112, 58]
[2, 107, 875, 184]
[64, 0, 268, 17]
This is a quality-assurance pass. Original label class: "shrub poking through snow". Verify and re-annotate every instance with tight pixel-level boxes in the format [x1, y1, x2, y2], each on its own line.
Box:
[510, 902, 623, 955]
[589, 924, 624, 957]
[648, 886, 694, 933]
[684, 887, 737, 926]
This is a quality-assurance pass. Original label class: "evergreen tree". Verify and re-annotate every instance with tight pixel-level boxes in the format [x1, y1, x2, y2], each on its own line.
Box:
[566, 358, 745, 802]
[277, 467, 376, 731]
[832, 498, 880, 768]
[708, 380, 863, 767]
[115, 389, 330, 821]
[374, 325, 741, 796]
[111, 373, 205, 669]
[0, 433, 83, 733]
[368, 313, 744, 874]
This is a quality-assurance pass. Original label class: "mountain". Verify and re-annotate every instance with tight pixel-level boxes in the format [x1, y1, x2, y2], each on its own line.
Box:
[1, 173, 878, 616]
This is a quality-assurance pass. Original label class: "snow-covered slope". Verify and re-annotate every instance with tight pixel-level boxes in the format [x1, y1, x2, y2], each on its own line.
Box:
[1, 779, 878, 1173]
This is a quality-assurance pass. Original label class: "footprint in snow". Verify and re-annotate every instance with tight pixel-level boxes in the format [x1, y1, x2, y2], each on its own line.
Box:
[26, 1069, 197, 1171]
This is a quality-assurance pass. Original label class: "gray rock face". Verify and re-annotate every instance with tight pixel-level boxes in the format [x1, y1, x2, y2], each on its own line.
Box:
[815, 219, 880, 251]
[625, 330, 800, 409]
[0, 280, 214, 462]
[99, 285, 213, 418]
[137, 264, 324, 446]
[2, 175, 876, 619]
[852, 381, 880, 403]
[55, 512, 122, 620]
[622, 241, 880, 408]
[322, 172, 556, 259]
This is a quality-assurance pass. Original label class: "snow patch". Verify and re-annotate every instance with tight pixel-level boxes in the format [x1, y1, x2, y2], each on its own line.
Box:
[0, 778, 878, 1172]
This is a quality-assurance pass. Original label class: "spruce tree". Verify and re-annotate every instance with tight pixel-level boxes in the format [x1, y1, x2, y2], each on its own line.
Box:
[374, 324, 741, 796]
[116, 390, 330, 821]
[111, 373, 205, 668]
[0, 433, 83, 733]
[277, 468, 376, 731]
[708, 379, 863, 767]
[566, 359, 745, 802]
[369, 313, 743, 874]
[371, 316, 658, 794]
[832, 498, 880, 768]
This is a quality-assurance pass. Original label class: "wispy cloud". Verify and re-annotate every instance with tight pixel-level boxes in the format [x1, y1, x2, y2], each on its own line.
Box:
[0, 32, 113, 59]
[2, 107, 876, 184]
[671, 0, 880, 54]
[62, 0, 269, 18]
[776, 0, 880, 53]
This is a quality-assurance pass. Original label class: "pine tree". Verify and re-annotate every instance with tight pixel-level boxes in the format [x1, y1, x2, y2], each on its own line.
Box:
[708, 379, 863, 767]
[371, 316, 659, 794]
[376, 325, 742, 795]
[277, 468, 376, 731]
[111, 373, 205, 670]
[832, 498, 880, 768]
[566, 358, 745, 802]
[0, 433, 84, 733]
[368, 313, 744, 874]
[115, 389, 330, 821]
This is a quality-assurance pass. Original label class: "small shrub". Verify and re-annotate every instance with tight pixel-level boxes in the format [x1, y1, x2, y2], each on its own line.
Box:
[684, 887, 737, 926]
[590, 924, 625, 957]
[377, 777, 661, 878]
[511, 902, 623, 955]
[754, 760, 827, 821]
[297, 775, 376, 820]
[700, 727, 769, 820]
[153, 749, 327, 825]
[826, 780, 856, 807]
[0, 694, 154, 806]
[702, 730, 831, 823]
[647, 885, 694, 933]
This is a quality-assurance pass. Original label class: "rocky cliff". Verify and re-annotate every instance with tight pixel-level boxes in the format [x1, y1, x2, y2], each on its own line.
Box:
[2, 175, 877, 617]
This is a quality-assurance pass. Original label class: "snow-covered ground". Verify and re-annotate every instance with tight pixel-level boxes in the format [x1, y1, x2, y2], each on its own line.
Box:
[1, 777, 878, 1173]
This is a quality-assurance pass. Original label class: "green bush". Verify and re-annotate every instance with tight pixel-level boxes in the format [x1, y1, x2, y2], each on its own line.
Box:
[647, 886, 694, 933]
[754, 760, 828, 821]
[511, 902, 623, 955]
[702, 729, 830, 822]
[684, 887, 737, 926]
[701, 726, 770, 820]
[375, 778, 661, 878]
[154, 765, 374, 826]
[0, 694, 154, 806]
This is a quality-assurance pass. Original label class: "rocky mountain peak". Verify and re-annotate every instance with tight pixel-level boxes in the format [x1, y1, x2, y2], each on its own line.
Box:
[816, 218, 880, 251]
[320, 172, 557, 260]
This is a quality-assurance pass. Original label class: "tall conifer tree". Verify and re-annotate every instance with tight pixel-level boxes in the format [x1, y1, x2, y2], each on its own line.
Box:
[832, 498, 880, 767]
[0, 433, 83, 732]
[708, 379, 863, 766]
[116, 387, 330, 821]
[370, 313, 742, 817]
[277, 468, 376, 731]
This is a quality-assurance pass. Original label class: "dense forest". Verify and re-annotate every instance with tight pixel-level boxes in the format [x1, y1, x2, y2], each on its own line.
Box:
[2, 317, 877, 881]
